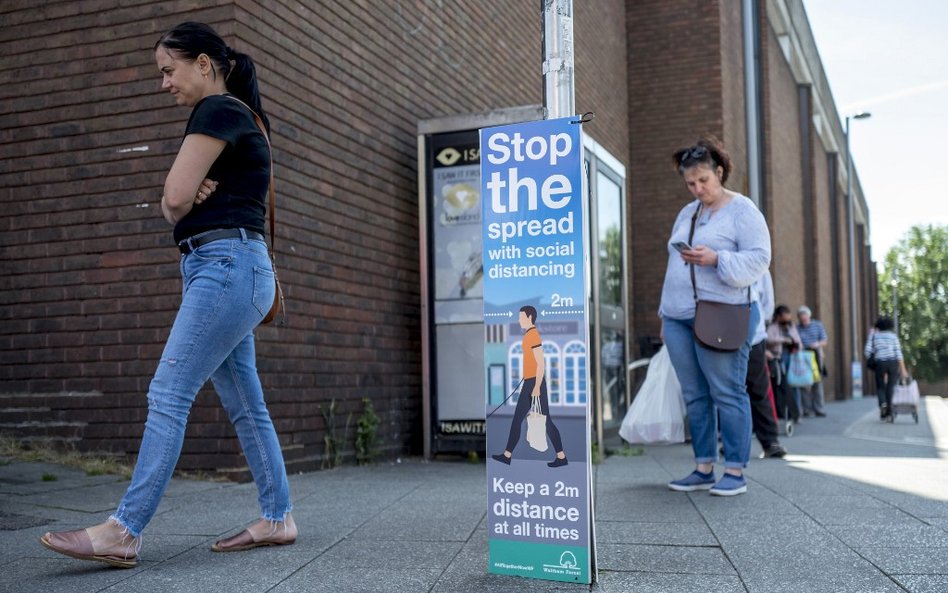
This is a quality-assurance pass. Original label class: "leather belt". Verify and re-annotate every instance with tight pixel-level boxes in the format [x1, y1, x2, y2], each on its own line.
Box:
[178, 229, 265, 255]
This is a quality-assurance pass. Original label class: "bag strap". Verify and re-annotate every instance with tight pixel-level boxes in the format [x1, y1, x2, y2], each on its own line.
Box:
[686, 202, 751, 306]
[222, 95, 276, 255]
[688, 202, 752, 307]
[687, 203, 701, 303]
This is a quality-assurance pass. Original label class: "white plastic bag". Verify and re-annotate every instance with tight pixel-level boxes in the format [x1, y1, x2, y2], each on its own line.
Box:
[526, 396, 549, 452]
[892, 379, 920, 406]
[619, 347, 685, 445]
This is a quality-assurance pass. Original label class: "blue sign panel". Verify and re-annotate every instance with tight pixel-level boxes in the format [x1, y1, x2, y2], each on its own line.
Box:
[481, 116, 592, 584]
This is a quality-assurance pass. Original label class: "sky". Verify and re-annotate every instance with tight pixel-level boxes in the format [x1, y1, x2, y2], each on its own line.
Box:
[802, 0, 948, 263]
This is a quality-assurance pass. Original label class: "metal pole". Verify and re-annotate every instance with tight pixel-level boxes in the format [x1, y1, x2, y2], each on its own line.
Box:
[541, 0, 575, 119]
[845, 116, 859, 396]
[742, 0, 762, 208]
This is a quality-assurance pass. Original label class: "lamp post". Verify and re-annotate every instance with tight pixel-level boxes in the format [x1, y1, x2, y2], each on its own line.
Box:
[541, 0, 575, 119]
[845, 111, 871, 398]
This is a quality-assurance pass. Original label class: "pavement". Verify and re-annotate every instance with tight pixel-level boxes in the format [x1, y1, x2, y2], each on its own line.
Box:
[1, 395, 947, 593]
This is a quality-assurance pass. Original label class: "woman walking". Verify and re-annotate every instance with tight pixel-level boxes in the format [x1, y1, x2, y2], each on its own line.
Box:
[865, 316, 908, 421]
[40, 22, 296, 568]
[660, 137, 771, 496]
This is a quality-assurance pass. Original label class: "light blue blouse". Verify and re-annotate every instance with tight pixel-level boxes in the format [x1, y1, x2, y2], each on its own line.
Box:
[659, 194, 771, 320]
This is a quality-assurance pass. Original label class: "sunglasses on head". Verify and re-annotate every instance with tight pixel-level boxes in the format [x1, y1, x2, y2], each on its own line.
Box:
[679, 146, 709, 164]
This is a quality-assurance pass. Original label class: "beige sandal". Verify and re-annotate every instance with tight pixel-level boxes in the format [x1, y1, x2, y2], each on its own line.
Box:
[40, 529, 138, 569]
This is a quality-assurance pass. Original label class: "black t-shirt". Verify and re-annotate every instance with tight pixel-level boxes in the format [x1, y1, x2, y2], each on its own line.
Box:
[172, 94, 270, 243]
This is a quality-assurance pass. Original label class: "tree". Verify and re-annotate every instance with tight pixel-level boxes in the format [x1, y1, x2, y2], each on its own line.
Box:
[878, 225, 948, 382]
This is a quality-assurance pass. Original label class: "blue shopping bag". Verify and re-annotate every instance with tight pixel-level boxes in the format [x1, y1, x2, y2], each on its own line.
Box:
[786, 351, 815, 388]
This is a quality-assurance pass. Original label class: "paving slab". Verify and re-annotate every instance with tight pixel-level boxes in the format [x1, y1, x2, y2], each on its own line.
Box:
[0, 397, 946, 592]
[594, 571, 746, 593]
[596, 543, 735, 575]
[595, 520, 718, 546]
[857, 545, 948, 574]
[890, 574, 948, 593]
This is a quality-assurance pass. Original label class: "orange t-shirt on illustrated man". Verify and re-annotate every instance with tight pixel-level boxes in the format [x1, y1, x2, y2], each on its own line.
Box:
[522, 327, 543, 379]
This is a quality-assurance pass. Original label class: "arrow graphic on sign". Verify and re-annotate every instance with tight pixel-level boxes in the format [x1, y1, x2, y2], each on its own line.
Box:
[484, 311, 513, 319]
[541, 309, 584, 316]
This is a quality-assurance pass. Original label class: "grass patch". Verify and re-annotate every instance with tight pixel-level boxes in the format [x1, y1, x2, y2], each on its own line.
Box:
[0, 435, 133, 480]
[41, 473, 58, 482]
[606, 444, 645, 457]
[591, 442, 603, 465]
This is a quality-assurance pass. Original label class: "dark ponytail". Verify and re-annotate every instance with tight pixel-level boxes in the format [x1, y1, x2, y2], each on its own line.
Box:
[155, 22, 270, 134]
[224, 50, 269, 134]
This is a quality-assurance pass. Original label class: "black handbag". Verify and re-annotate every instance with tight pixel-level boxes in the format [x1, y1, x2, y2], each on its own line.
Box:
[687, 204, 751, 352]
[866, 335, 877, 370]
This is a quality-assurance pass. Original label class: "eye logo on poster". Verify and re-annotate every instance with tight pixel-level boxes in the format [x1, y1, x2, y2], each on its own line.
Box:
[436, 147, 462, 166]
[480, 116, 593, 585]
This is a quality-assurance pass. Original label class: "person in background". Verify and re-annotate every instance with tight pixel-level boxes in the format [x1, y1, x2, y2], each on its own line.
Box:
[865, 316, 908, 421]
[796, 305, 828, 417]
[40, 22, 296, 569]
[766, 305, 802, 425]
[748, 272, 786, 458]
[660, 137, 771, 497]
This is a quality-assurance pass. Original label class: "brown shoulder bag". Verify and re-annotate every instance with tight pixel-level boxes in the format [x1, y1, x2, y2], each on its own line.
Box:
[688, 203, 750, 351]
[225, 95, 284, 325]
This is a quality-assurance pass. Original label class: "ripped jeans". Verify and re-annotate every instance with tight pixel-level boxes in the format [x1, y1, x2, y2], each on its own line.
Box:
[113, 232, 291, 537]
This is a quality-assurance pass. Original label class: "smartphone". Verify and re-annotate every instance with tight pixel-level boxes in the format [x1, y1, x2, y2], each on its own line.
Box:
[672, 241, 692, 253]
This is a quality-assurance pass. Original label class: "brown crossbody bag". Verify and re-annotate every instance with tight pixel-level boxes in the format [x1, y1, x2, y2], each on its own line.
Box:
[225, 95, 284, 325]
[688, 203, 750, 351]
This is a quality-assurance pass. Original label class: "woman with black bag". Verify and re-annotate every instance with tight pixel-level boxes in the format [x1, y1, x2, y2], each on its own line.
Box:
[659, 137, 771, 497]
[40, 22, 295, 568]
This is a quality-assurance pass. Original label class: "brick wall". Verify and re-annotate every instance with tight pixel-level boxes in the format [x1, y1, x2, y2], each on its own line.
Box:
[0, 1, 228, 460]
[719, 0, 749, 197]
[0, 0, 630, 473]
[574, 0, 629, 166]
[834, 170, 856, 394]
[626, 0, 725, 347]
[0, 0, 878, 472]
[810, 126, 842, 398]
[762, 26, 806, 311]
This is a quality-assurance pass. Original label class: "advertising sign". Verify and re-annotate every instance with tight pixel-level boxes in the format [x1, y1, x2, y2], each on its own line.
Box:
[430, 131, 484, 325]
[851, 361, 863, 399]
[480, 117, 593, 584]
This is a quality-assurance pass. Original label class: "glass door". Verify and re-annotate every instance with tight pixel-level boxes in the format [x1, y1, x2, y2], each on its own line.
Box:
[595, 168, 627, 431]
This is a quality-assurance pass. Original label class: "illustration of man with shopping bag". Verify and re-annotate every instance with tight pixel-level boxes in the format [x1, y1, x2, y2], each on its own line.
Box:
[492, 305, 569, 467]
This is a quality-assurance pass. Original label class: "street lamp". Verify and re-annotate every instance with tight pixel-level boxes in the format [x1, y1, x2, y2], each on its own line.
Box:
[845, 111, 871, 398]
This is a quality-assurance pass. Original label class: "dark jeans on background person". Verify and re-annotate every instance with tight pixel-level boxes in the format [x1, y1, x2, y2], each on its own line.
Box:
[503, 377, 563, 454]
[874, 359, 901, 412]
[800, 348, 826, 415]
[769, 358, 800, 422]
[747, 341, 779, 447]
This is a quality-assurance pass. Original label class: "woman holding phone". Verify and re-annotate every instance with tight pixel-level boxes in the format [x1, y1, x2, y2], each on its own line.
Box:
[659, 137, 771, 496]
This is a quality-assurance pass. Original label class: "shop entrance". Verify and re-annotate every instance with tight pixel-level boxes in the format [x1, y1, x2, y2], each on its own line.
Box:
[418, 110, 629, 456]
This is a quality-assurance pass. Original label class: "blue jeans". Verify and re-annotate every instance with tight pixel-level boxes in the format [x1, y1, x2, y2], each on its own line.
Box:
[112, 232, 291, 537]
[663, 303, 759, 469]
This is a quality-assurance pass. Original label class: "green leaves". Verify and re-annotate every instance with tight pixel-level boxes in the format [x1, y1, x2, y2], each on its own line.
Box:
[879, 225, 948, 382]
